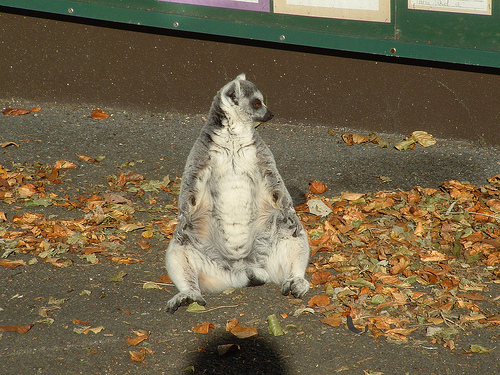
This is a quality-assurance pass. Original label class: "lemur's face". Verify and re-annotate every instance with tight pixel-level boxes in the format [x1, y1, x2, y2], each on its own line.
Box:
[221, 75, 274, 125]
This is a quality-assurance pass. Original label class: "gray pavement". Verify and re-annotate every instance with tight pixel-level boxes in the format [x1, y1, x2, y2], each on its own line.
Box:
[0, 100, 499, 374]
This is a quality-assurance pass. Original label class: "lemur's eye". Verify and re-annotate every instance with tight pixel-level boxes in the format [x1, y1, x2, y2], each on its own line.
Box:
[253, 99, 262, 109]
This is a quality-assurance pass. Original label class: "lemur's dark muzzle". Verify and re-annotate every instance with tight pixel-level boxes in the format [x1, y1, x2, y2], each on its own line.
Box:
[261, 110, 274, 123]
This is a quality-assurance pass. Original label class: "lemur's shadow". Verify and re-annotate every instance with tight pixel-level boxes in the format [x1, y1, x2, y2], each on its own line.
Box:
[183, 331, 291, 374]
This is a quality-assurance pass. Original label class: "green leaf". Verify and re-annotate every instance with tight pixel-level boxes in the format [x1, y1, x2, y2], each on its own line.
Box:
[470, 345, 494, 353]
[267, 314, 284, 336]
[325, 283, 335, 296]
[370, 294, 386, 304]
[25, 198, 52, 207]
[394, 138, 416, 151]
[109, 271, 127, 282]
[345, 278, 375, 289]
[186, 302, 206, 312]
[48, 297, 68, 305]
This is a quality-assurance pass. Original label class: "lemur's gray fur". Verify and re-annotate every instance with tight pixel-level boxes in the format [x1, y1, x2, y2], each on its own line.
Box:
[165, 74, 310, 313]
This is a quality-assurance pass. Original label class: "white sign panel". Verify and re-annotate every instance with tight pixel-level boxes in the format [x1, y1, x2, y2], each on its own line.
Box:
[274, 0, 391, 22]
[408, 0, 492, 15]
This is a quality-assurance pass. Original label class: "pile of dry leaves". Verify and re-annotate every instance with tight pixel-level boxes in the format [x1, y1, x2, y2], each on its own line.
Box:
[0, 159, 499, 351]
[302, 177, 499, 348]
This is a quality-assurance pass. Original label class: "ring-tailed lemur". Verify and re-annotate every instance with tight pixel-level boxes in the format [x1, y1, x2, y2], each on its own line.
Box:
[165, 74, 310, 313]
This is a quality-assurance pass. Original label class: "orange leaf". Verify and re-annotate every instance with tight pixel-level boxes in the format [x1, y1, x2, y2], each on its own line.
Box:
[420, 250, 447, 262]
[91, 109, 110, 119]
[77, 154, 96, 162]
[309, 180, 328, 194]
[136, 240, 151, 250]
[0, 325, 32, 334]
[321, 314, 342, 327]
[308, 294, 330, 307]
[225, 318, 258, 338]
[109, 256, 142, 264]
[192, 322, 215, 334]
[73, 319, 90, 325]
[0, 259, 27, 268]
[311, 270, 335, 285]
[17, 184, 38, 198]
[2, 108, 30, 116]
[156, 273, 172, 284]
[1, 141, 20, 148]
[129, 348, 146, 363]
[54, 160, 77, 170]
[486, 314, 500, 324]
[127, 332, 150, 346]
[342, 133, 370, 146]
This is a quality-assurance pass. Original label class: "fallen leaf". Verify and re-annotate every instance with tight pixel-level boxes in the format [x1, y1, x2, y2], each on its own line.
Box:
[186, 302, 206, 312]
[0, 325, 33, 334]
[412, 131, 436, 147]
[311, 270, 335, 285]
[91, 109, 110, 119]
[129, 347, 154, 363]
[136, 240, 151, 250]
[156, 273, 173, 284]
[192, 322, 215, 334]
[142, 281, 161, 289]
[119, 223, 145, 232]
[267, 314, 285, 336]
[342, 133, 370, 145]
[307, 199, 332, 217]
[109, 271, 127, 282]
[126, 331, 150, 346]
[1, 141, 20, 148]
[341, 192, 364, 201]
[420, 250, 448, 262]
[73, 319, 90, 325]
[0, 259, 27, 268]
[3, 108, 30, 116]
[226, 318, 258, 338]
[84, 326, 105, 334]
[54, 160, 77, 170]
[309, 180, 328, 194]
[321, 314, 343, 327]
[77, 154, 99, 163]
[308, 294, 330, 307]
[470, 344, 494, 354]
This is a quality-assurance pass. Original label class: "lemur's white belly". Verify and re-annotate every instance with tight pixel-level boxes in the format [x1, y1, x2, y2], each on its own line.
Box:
[209, 138, 259, 256]
[217, 171, 254, 250]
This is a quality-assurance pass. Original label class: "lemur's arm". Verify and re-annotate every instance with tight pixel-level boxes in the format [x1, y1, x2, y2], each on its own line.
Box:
[254, 134, 294, 210]
[177, 129, 213, 215]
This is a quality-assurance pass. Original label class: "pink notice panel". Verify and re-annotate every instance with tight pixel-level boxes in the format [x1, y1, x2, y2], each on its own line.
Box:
[158, 0, 270, 12]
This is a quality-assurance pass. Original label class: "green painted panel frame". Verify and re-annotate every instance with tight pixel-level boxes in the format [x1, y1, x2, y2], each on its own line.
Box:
[0, 0, 498, 68]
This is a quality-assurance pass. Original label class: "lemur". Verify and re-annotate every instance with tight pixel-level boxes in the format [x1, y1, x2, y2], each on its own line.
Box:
[165, 74, 310, 313]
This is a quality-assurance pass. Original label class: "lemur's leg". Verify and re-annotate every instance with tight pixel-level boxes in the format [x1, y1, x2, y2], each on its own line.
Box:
[165, 239, 252, 312]
[165, 240, 206, 313]
[265, 215, 310, 298]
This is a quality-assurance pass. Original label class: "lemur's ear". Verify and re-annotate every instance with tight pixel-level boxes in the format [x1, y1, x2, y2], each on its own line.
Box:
[223, 79, 241, 105]
[236, 73, 246, 81]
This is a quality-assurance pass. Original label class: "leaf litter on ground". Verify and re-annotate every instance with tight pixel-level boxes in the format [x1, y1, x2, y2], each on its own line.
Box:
[297, 175, 500, 348]
[0, 158, 499, 352]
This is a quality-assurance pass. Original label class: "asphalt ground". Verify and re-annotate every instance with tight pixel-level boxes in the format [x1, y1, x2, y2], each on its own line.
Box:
[0, 100, 499, 374]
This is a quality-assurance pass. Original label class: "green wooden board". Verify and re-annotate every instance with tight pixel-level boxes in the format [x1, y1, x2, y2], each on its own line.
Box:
[0, 0, 498, 68]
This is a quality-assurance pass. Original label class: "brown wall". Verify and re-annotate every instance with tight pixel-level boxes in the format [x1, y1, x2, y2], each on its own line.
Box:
[1, 8, 499, 145]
